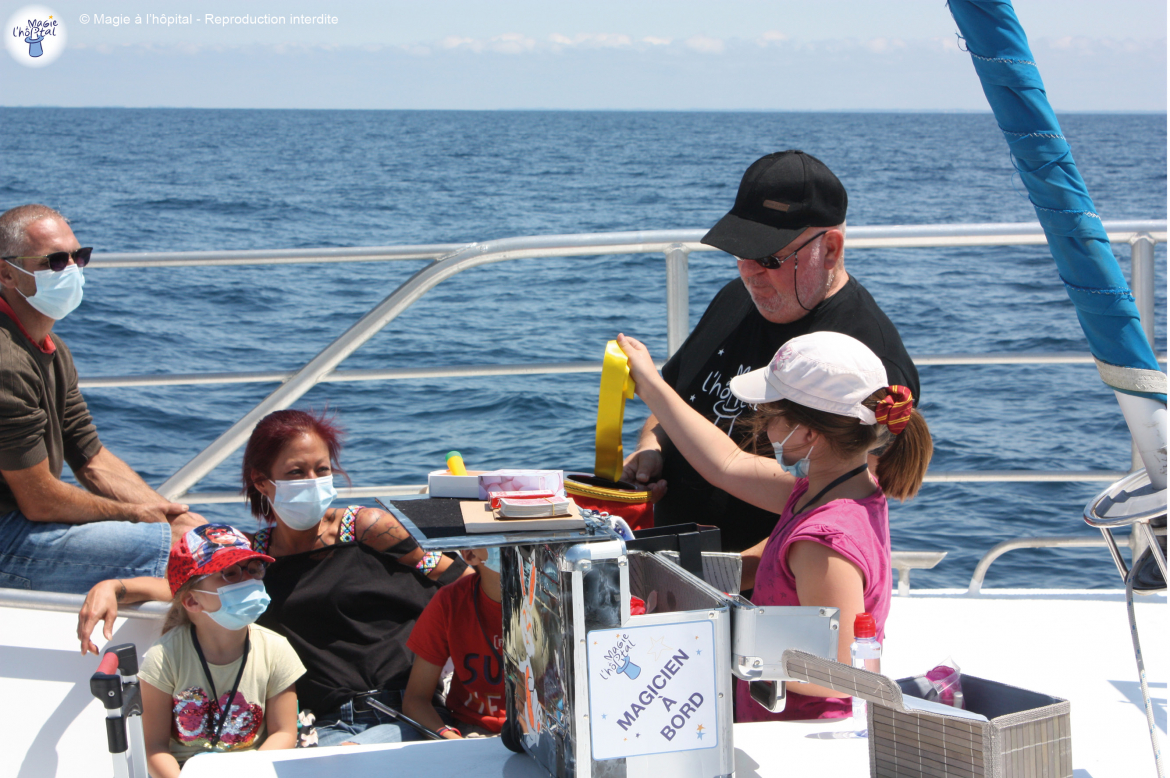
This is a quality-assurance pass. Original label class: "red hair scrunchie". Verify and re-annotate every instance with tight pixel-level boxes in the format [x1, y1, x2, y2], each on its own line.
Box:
[875, 385, 914, 434]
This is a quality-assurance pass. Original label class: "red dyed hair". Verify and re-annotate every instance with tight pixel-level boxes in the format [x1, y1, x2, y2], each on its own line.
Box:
[241, 409, 348, 521]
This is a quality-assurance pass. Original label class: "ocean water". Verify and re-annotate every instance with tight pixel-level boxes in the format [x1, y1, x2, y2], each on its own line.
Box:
[0, 108, 1164, 589]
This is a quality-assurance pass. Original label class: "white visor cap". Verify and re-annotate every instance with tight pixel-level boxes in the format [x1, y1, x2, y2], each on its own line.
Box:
[728, 332, 888, 425]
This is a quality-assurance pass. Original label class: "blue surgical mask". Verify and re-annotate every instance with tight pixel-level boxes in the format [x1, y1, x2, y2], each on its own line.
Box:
[6, 261, 84, 320]
[773, 426, 814, 479]
[483, 547, 502, 573]
[273, 475, 337, 531]
[195, 579, 271, 630]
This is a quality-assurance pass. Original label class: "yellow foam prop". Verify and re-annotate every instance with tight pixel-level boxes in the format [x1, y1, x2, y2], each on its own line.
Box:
[594, 340, 636, 483]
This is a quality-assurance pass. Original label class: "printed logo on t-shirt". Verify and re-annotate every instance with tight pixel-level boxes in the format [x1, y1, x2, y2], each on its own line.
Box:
[462, 688, 503, 717]
[172, 686, 263, 749]
[699, 362, 754, 436]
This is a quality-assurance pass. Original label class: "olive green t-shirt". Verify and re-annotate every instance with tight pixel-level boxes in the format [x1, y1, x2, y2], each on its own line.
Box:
[0, 312, 102, 514]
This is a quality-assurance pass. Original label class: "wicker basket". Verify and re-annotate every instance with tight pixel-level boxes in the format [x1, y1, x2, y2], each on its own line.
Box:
[782, 650, 1072, 778]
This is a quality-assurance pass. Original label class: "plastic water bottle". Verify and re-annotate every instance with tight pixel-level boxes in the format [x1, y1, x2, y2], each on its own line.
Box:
[850, 612, 881, 737]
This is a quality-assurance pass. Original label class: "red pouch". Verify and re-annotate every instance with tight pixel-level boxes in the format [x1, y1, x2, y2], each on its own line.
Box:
[564, 473, 654, 531]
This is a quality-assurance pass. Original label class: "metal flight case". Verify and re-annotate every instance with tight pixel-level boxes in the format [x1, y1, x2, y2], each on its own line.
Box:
[385, 496, 841, 778]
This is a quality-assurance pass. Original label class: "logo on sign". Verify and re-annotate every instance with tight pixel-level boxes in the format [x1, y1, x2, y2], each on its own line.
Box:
[587, 620, 718, 760]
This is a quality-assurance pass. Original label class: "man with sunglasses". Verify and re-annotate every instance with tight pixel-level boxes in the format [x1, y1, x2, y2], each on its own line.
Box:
[621, 151, 919, 554]
[0, 204, 204, 594]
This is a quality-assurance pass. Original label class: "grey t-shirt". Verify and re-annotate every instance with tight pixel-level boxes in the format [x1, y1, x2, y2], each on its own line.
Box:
[0, 312, 102, 515]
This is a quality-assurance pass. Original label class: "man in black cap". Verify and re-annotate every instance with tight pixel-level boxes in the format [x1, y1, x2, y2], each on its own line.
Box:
[621, 150, 919, 553]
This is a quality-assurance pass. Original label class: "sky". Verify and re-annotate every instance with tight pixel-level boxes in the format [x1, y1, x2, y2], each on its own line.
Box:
[2, 0, 1166, 110]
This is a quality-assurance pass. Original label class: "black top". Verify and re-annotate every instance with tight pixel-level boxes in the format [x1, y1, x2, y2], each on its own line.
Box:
[656, 276, 919, 553]
[257, 539, 465, 715]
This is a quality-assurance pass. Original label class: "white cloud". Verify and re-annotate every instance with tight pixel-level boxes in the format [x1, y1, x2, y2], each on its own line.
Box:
[756, 30, 788, 47]
[439, 35, 479, 51]
[864, 38, 906, 54]
[685, 34, 724, 54]
[642, 36, 672, 46]
[489, 33, 536, 54]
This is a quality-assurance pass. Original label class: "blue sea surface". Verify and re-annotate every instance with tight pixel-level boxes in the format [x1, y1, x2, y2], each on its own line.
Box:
[0, 108, 1164, 589]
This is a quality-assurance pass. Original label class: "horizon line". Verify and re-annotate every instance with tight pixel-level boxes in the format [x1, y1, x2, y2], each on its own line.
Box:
[1, 106, 1166, 114]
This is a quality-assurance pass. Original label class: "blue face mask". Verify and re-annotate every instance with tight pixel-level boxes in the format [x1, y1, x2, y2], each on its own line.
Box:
[195, 579, 271, 631]
[273, 475, 337, 531]
[6, 261, 84, 320]
[773, 426, 814, 479]
[483, 547, 502, 573]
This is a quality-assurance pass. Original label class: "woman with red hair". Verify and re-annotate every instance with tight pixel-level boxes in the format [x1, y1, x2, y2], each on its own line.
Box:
[78, 409, 466, 747]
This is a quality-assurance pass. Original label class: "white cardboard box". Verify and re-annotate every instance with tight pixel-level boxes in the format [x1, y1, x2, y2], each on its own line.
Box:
[427, 469, 486, 498]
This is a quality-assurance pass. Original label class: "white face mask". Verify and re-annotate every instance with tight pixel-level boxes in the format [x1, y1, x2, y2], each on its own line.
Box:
[272, 475, 337, 530]
[6, 261, 84, 320]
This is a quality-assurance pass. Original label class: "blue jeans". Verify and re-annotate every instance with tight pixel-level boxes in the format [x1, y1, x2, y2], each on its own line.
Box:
[0, 510, 170, 593]
[314, 693, 429, 747]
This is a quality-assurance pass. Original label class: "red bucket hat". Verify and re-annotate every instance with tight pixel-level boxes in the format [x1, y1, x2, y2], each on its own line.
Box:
[166, 523, 274, 596]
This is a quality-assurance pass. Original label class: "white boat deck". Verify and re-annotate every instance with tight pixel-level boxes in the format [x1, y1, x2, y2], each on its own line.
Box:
[4, 589, 1165, 778]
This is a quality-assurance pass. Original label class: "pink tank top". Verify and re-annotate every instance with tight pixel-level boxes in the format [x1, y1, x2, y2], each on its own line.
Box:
[735, 478, 891, 722]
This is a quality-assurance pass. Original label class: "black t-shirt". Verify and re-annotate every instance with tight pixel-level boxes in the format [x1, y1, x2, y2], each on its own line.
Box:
[257, 540, 465, 715]
[656, 275, 919, 552]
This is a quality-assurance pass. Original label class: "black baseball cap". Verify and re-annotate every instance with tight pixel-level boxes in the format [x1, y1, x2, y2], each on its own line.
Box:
[701, 150, 848, 261]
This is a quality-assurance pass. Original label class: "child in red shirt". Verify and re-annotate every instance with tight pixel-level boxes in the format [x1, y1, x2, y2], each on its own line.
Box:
[404, 547, 504, 738]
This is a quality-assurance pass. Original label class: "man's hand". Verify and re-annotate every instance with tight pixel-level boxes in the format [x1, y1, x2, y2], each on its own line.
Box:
[621, 448, 667, 503]
[78, 579, 122, 655]
[131, 501, 191, 524]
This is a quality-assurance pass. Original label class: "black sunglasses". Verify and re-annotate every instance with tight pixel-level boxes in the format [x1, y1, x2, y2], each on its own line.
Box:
[2, 247, 93, 272]
[746, 231, 828, 271]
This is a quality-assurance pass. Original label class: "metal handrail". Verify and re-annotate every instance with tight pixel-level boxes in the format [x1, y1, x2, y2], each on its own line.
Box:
[0, 587, 167, 619]
[88, 220, 1166, 267]
[966, 536, 1112, 595]
[76, 352, 1167, 390]
[72, 221, 1163, 501]
[177, 469, 1134, 506]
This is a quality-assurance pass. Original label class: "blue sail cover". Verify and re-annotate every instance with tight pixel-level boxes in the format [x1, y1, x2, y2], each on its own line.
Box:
[948, 0, 1165, 404]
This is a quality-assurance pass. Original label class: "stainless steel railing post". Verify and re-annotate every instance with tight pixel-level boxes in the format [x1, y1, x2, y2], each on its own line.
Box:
[664, 244, 690, 358]
[1129, 233, 1158, 472]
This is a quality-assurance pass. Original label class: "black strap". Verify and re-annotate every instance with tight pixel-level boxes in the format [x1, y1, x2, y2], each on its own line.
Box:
[473, 578, 503, 672]
[793, 463, 870, 516]
[191, 628, 250, 749]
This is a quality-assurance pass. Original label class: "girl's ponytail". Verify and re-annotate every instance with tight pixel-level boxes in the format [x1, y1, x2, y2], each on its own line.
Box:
[870, 386, 932, 501]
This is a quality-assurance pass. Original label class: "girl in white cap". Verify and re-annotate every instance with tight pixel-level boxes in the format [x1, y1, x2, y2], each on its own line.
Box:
[617, 331, 931, 721]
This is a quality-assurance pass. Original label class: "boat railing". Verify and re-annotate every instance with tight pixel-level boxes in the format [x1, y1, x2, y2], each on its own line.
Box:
[82, 220, 1166, 503]
[74, 221, 1166, 591]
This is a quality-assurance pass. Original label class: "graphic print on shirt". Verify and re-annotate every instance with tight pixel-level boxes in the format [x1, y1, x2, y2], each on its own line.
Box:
[460, 648, 503, 716]
[699, 360, 754, 435]
[172, 686, 263, 749]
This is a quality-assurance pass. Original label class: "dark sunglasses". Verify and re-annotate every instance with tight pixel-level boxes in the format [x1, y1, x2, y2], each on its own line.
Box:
[2, 247, 93, 272]
[746, 231, 828, 271]
[218, 559, 268, 584]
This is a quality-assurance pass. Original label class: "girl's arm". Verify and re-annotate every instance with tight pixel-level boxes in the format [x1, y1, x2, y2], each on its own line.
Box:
[258, 686, 299, 750]
[140, 681, 181, 778]
[78, 577, 171, 655]
[740, 538, 768, 592]
[403, 657, 461, 738]
[784, 541, 867, 698]
[617, 334, 795, 515]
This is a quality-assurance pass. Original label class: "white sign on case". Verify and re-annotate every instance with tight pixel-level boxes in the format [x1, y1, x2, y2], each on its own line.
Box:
[586, 620, 718, 760]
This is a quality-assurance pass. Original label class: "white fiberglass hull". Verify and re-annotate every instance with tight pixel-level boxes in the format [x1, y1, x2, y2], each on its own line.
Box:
[3, 589, 1164, 778]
